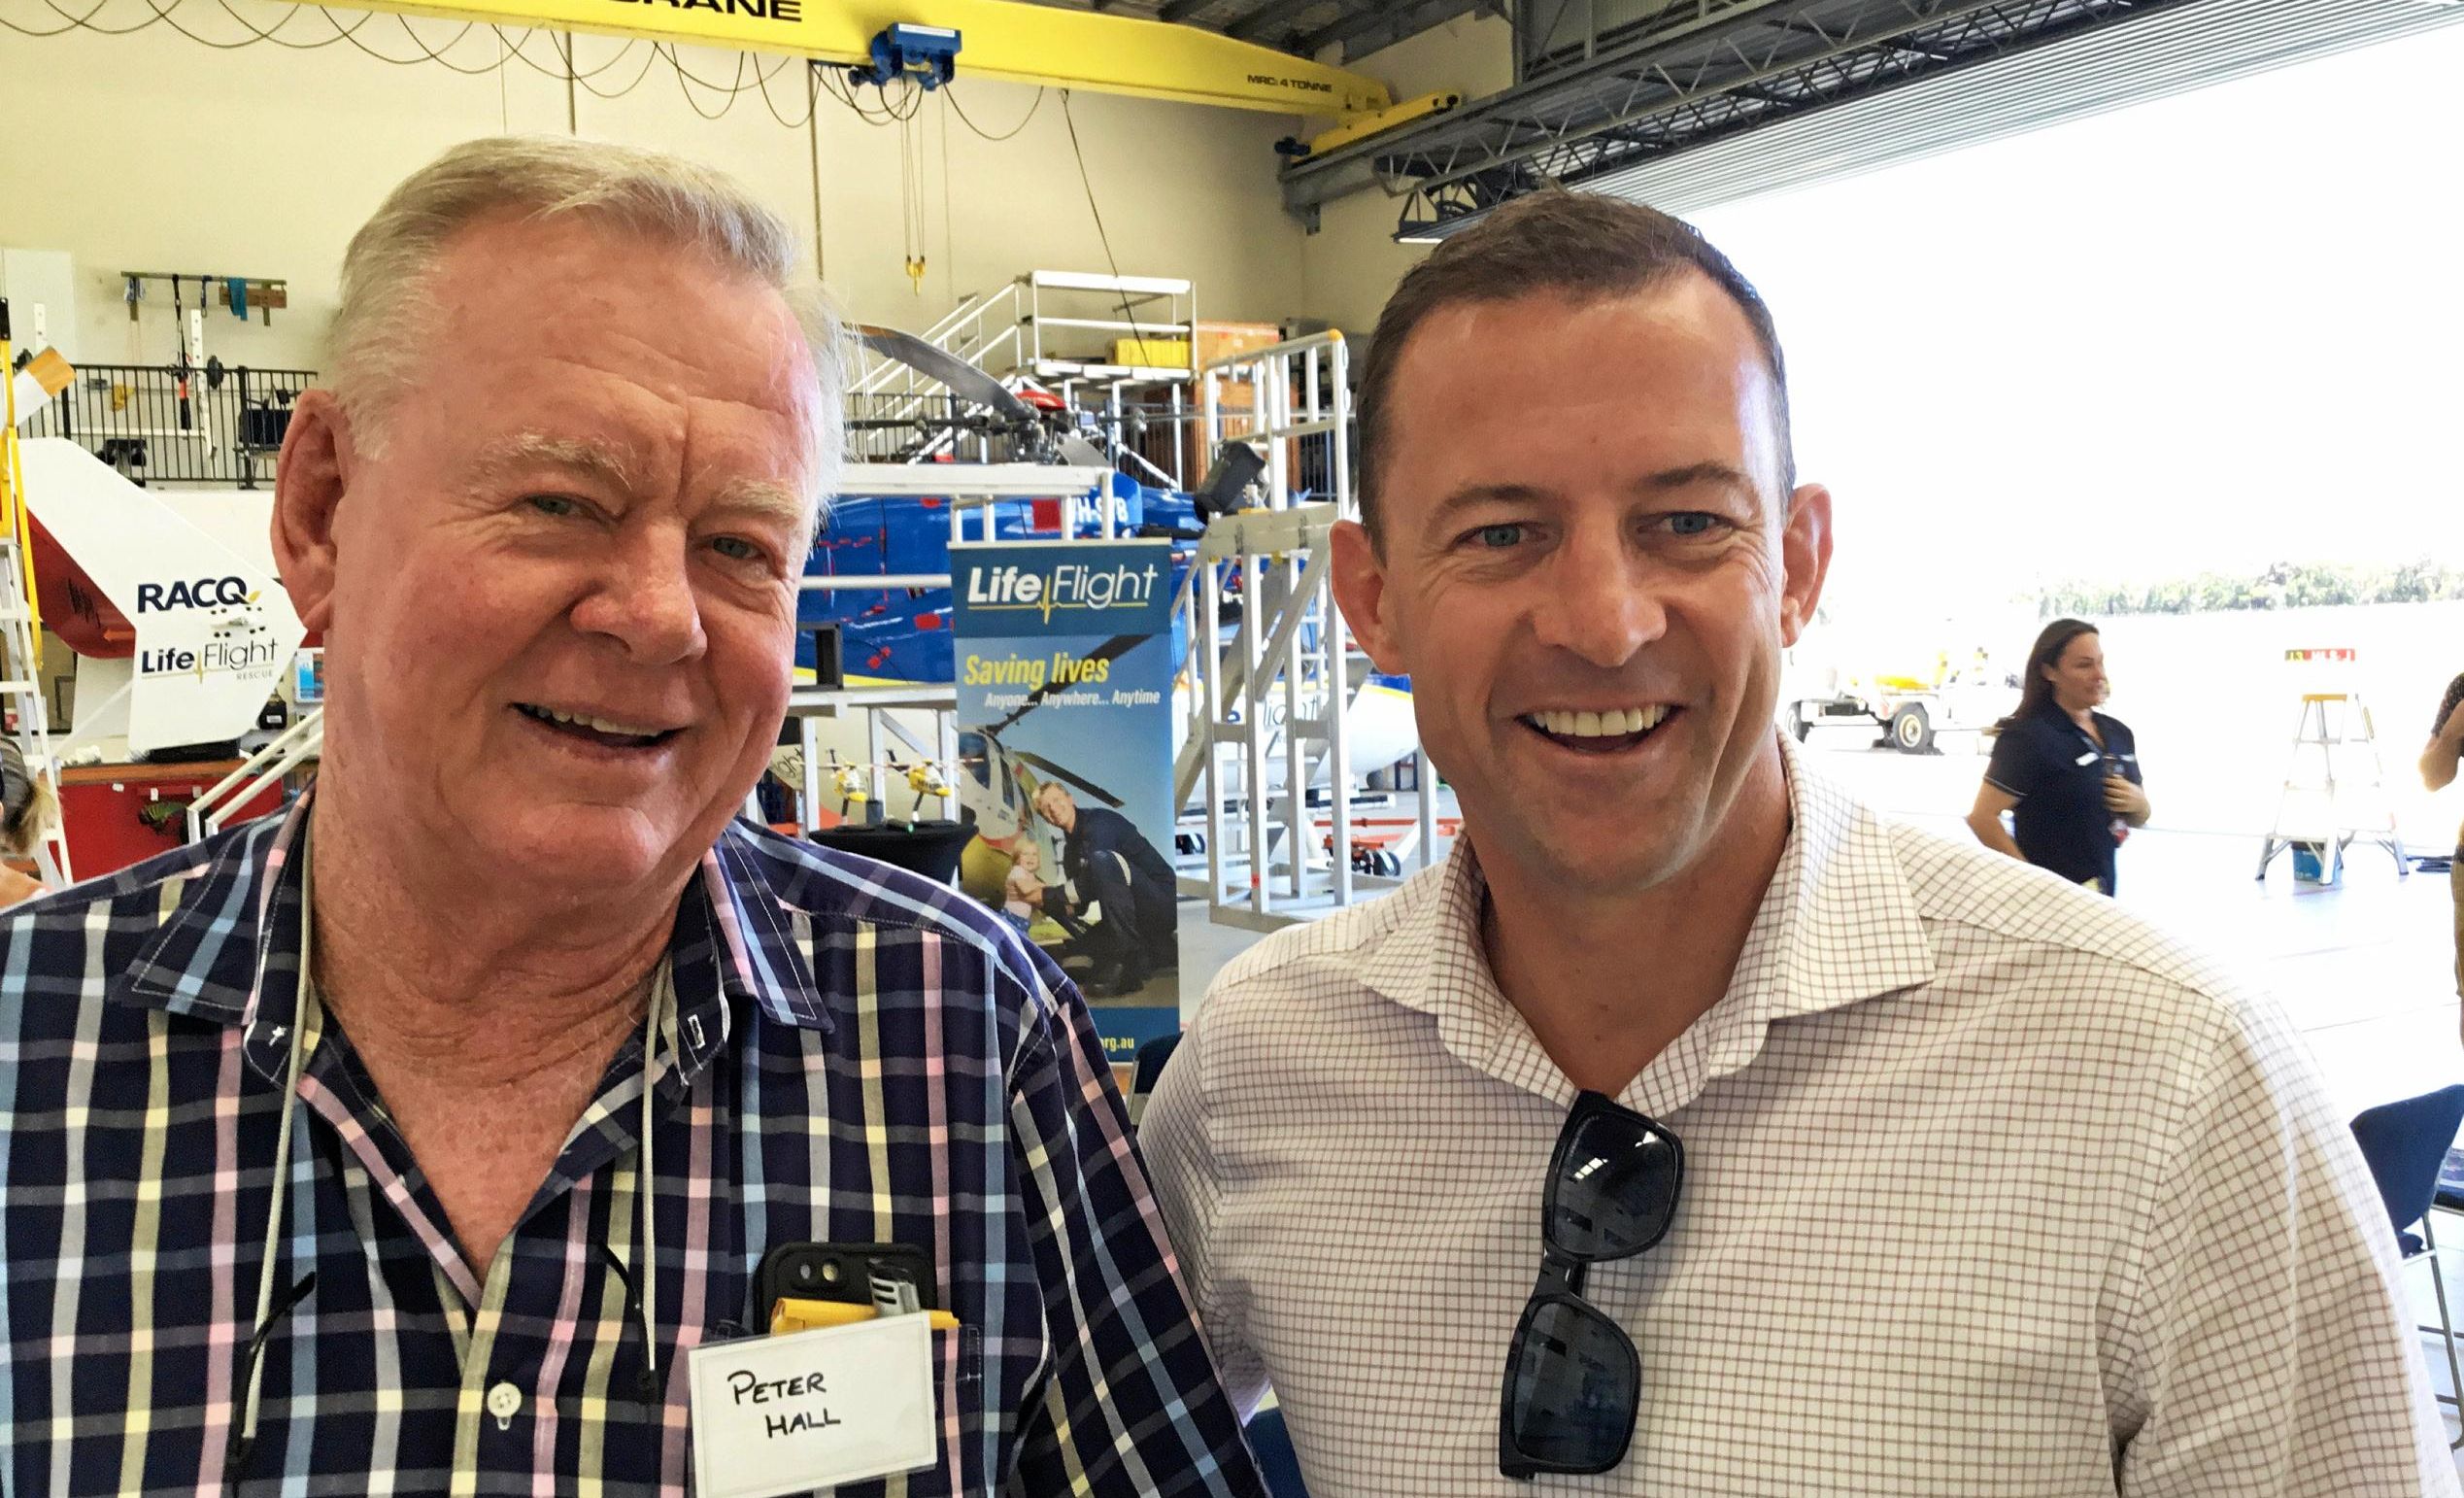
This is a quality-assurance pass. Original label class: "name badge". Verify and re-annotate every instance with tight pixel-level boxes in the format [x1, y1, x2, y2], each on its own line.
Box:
[2074, 750, 2101, 766]
[688, 1313, 937, 1498]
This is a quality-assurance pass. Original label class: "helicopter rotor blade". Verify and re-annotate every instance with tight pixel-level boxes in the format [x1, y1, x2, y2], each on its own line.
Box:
[852, 324, 1037, 425]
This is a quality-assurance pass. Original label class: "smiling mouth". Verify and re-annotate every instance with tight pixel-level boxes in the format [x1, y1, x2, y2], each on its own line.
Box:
[1518, 704, 1678, 755]
[514, 703, 683, 750]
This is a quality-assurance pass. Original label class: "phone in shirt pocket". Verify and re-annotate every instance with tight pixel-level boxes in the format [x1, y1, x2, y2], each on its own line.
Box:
[754, 1241, 936, 1317]
[748, 1242, 979, 1492]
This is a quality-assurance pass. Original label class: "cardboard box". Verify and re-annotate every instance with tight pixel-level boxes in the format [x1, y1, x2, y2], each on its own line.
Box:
[1193, 321, 1281, 369]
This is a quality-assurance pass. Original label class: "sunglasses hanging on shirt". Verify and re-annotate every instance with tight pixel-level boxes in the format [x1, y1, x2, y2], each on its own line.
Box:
[1499, 1090, 1683, 1481]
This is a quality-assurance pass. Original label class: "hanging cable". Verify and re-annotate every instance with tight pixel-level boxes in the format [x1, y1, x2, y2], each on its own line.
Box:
[7, 0, 1099, 133]
[754, 51, 813, 128]
[807, 63, 828, 281]
[9, 0, 685, 102]
[33, 0, 160, 38]
[946, 84, 1044, 142]
[0, 5, 75, 33]
[662, 43, 752, 119]
[1059, 88, 1151, 355]
[897, 95, 928, 294]
[939, 91, 955, 303]
[577, 38, 660, 100]
[203, 0, 346, 47]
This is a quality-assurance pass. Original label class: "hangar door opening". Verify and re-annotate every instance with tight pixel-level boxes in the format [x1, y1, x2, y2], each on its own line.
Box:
[1679, 25, 2464, 847]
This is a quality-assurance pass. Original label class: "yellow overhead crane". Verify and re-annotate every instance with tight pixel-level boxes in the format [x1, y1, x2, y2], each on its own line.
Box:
[265, 0, 1393, 116]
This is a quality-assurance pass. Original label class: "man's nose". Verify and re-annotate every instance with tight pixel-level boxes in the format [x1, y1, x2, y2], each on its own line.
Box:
[1529, 537, 1666, 670]
[572, 524, 708, 664]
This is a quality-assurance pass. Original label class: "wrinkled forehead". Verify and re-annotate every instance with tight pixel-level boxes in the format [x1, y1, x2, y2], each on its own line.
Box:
[422, 217, 829, 484]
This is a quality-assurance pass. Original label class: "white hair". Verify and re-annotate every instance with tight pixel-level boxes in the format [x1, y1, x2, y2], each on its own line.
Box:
[329, 135, 842, 497]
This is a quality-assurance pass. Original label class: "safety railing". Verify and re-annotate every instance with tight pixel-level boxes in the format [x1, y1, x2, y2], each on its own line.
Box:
[186, 707, 321, 840]
[842, 391, 1023, 464]
[849, 284, 1024, 402]
[19, 363, 314, 487]
[1177, 331, 1431, 929]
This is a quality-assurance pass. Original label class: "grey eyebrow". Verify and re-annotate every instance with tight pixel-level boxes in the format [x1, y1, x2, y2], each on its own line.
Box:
[709, 475, 818, 537]
[470, 434, 638, 494]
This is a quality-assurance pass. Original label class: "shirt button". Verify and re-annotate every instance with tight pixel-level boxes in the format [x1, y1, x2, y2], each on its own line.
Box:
[487, 1381, 523, 1430]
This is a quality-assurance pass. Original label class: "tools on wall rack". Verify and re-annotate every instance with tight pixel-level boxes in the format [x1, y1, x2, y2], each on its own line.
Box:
[121, 271, 289, 327]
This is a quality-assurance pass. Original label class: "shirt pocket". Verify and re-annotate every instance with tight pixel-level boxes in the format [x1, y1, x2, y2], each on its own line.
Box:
[906, 1321, 982, 1495]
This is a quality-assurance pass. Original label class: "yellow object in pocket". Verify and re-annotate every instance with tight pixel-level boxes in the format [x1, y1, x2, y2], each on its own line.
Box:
[770, 1296, 961, 1336]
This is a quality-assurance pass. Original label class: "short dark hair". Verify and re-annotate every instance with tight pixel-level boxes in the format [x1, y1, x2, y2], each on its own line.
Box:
[1352, 189, 1793, 548]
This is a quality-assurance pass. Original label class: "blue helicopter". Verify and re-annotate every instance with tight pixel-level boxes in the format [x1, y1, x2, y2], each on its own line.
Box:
[799, 323, 1210, 689]
[799, 326, 1422, 858]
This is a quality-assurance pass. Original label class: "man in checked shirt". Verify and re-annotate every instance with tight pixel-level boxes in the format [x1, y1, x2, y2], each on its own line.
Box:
[0, 137, 1264, 1497]
[1144, 190, 2459, 1494]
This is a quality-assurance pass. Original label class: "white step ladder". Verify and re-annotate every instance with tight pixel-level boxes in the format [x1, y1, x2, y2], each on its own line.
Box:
[0, 297, 74, 886]
[2256, 691, 2407, 880]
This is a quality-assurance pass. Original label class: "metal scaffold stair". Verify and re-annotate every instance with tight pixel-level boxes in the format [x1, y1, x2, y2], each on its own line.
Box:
[844, 273, 1197, 482]
[1173, 330, 1437, 930]
[0, 298, 75, 886]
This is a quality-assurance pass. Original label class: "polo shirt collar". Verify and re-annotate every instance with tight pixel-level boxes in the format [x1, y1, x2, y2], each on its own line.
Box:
[1352, 735, 1936, 1108]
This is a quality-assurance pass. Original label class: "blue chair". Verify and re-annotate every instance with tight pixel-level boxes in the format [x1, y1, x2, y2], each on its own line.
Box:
[1245, 1404, 1310, 1498]
[1126, 1032, 1182, 1131]
[2350, 1084, 2464, 1447]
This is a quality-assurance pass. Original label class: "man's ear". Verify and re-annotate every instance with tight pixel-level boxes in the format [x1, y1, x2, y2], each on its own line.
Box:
[1330, 518, 1402, 673]
[270, 389, 355, 635]
[1776, 482, 1833, 648]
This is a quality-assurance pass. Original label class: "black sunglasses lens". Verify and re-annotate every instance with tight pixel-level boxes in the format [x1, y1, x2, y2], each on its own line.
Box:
[1548, 1109, 1679, 1260]
[1504, 1297, 1639, 1472]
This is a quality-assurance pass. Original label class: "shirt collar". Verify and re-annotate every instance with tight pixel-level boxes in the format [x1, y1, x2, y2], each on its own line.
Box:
[111, 792, 829, 1082]
[1757, 733, 1936, 1019]
[1351, 735, 1936, 1103]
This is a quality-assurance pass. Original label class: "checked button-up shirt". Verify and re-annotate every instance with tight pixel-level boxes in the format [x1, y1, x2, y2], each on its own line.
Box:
[0, 795, 1264, 1497]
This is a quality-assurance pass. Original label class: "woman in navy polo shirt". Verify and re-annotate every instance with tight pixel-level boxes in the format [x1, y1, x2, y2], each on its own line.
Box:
[1966, 619, 2151, 895]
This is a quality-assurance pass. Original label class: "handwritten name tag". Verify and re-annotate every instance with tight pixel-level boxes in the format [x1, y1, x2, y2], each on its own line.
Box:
[688, 1313, 936, 1498]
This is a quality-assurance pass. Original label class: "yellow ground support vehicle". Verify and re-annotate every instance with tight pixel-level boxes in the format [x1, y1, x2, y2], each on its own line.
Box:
[1782, 647, 2018, 755]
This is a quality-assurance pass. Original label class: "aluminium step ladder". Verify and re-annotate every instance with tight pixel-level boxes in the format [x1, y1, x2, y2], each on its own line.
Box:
[0, 296, 74, 885]
[2256, 691, 2405, 880]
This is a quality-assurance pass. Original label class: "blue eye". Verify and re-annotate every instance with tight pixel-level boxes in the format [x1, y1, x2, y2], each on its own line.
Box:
[1472, 523, 1524, 549]
[1667, 512, 1717, 536]
[711, 536, 767, 562]
[528, 494, 583, 518]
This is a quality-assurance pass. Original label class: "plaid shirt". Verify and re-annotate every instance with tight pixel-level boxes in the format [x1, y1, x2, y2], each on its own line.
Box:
[0, 794, 1264, 1497]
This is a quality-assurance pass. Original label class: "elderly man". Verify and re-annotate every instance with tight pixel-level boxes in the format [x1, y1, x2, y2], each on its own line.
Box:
[1142, 190, 2456, 1494]
[0, 137, 1265, 1497]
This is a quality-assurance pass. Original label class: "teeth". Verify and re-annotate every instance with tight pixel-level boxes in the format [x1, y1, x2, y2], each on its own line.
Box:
[526, 704, 665, 738]
[1529, 705, 1671, 738]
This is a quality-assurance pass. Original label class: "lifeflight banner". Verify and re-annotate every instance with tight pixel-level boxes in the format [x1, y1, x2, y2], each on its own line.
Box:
[950, 539, 1179, 1083]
